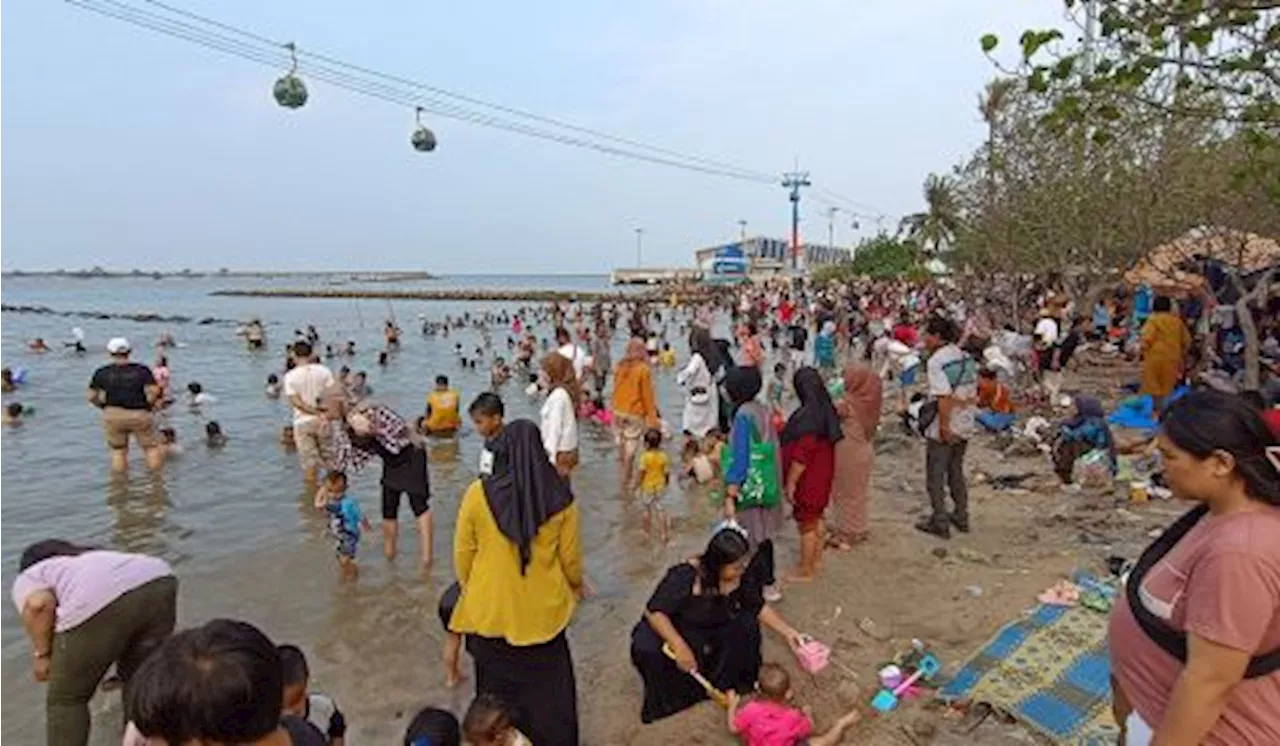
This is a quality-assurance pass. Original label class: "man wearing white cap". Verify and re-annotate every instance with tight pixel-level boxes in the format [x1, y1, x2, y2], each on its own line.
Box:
[88, 338, 163, 471]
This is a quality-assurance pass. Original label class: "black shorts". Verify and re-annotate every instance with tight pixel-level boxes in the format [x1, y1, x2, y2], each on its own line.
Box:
[381, 485, 430, 520]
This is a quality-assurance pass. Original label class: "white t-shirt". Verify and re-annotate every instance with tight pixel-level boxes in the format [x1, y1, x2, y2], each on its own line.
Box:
[925, 344, 978, 441]
[556, 343, 588, 380]
[1034, 317, 1061, 348]
[540, 386, 579, 458]
[283, 363, 335, 425]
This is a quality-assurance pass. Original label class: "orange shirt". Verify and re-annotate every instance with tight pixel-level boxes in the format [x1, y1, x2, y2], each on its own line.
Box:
[611, 361, 659, 426]
[977, 379, 1014, 414]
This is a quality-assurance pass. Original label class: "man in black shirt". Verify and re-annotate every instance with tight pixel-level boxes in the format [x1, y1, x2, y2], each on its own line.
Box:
[88, 338, 163, 472]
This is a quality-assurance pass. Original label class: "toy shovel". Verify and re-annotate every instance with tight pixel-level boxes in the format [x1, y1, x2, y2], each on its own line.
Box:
[870, 653, 940, 713]
[662, 643, 730, 707]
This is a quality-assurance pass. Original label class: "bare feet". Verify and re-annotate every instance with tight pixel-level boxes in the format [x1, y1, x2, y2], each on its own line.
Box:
[784, 568, 815, 583]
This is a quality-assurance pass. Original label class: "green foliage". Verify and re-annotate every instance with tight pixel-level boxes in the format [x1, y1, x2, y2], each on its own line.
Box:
[811, 234, 921, 283]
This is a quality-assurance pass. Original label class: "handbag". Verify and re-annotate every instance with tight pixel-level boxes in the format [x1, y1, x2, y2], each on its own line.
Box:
[720, 416, 781, 509]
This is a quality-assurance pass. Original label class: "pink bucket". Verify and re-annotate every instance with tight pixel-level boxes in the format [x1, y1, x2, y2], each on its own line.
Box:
[794, 639, 830, 674]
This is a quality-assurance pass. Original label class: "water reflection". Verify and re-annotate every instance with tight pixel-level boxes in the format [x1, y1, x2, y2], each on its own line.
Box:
[105, 470, 180, 560]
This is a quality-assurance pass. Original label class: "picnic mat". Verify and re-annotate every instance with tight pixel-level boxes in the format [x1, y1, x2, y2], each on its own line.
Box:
[937, 573, 1120, 746]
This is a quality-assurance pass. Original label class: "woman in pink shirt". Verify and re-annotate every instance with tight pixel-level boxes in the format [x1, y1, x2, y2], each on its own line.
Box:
[12, 540, 176, 746]
[1109, 391, 1280, 745]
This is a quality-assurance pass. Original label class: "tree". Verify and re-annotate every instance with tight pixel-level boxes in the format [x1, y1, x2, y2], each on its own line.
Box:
[811, 234, 921, 282]
[898, 173, 962, 255]
[980, 2, 1278, 386]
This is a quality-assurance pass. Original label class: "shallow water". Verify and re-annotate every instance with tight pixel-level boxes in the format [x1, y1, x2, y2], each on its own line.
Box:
[1, 274, 728, 744]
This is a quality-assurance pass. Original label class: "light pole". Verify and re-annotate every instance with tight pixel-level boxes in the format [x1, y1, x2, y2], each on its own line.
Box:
[635, 227, 644, 266]
[738, 219, 747, 243]
[826, 207, 839, 253]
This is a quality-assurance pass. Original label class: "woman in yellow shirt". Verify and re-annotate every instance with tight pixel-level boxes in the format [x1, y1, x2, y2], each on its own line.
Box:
[449, 419, 584, 745]
[1139, 296, 1191, 405]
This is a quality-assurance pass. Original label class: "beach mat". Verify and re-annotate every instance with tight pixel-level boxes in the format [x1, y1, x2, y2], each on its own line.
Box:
[937, 573, 1119, 746]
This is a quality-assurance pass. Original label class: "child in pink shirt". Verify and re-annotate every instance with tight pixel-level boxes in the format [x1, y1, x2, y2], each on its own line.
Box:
[728, 663, 861, 746]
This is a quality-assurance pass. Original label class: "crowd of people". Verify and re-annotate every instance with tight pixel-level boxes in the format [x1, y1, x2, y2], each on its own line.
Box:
[7, 272, 1280, 745]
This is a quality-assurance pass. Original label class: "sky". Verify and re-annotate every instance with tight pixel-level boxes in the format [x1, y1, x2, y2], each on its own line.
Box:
[2, 1, 1066, 273]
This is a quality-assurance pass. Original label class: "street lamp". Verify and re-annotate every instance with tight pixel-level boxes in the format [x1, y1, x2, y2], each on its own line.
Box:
[635, 227, 644, 267]
[738, 219, 747, 243]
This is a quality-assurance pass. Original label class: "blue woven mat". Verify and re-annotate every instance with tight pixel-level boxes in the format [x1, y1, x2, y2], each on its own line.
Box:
[937, 574, 1120, 745]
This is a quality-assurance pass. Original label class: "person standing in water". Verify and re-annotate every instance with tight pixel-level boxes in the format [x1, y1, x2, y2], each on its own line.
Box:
[87, 338, 164, 472]
[283, 342, 335, 484]
[424, 375, 463, 436]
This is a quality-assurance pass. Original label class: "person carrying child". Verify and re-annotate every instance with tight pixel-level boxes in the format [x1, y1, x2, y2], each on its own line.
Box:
[315, 471, 371, 580]
[727, 663, 861, 746]
[638, 428, 672, 543]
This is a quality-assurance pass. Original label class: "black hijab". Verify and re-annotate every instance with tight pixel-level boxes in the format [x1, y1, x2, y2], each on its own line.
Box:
[782, 367, 844, 445]
[481, 419, 574, 574]
[723, 365, 763, 405]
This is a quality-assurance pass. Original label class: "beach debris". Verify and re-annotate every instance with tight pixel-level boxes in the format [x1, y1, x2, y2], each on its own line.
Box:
[821, 605, 843, 626]
[965, 585, 984, 598]
[858, 617, 890, 641]
[955, 547, 989, 564]
[1036, 580, 1080, 606]
[931, 547, 949, 559]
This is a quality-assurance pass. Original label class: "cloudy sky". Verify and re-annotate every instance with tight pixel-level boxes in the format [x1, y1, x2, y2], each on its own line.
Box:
[3, 1, 1064, 272]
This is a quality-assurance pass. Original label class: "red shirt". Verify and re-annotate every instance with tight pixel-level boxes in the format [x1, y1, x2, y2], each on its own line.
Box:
[1109, 508, 1280, 744]
[781, 433, 835, 524]
[779, 301, 795, 325]
[1261, 408, 1280, 439]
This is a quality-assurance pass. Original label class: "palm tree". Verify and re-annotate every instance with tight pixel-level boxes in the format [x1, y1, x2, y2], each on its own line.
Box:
[898, 173, 962, 256]
[978, 78, 1015, 186]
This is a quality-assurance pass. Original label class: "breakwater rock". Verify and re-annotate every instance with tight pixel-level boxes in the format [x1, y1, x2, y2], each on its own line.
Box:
[0, 304, 234, 325]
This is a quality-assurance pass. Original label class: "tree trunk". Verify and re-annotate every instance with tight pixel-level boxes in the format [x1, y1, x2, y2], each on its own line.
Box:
[1232, 267, 1275, 393]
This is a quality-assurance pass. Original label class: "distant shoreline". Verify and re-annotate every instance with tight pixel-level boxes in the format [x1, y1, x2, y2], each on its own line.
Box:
[1, 270, 436, 281]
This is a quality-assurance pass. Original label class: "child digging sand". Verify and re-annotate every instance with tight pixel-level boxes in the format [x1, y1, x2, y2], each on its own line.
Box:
[638, 428, 671, 543]
[315, 471, 371, 581]
[728, 663, 861, 746]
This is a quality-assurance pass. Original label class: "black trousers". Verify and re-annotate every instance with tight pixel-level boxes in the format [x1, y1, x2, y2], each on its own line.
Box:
[467, 631, 579, 746]
[926, 439, 969, 523]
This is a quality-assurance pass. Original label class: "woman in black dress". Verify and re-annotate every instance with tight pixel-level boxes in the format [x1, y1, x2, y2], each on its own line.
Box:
[630, 526, 807, 722]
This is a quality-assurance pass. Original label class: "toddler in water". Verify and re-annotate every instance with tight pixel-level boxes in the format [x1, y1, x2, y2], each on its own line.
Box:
[728, 663, 861, 746]
[279, 644, 347, 745]
[186, 382, 216, 409]
[638, 428, 671, 543]
[265, 373, 282, 398]
[463, 694, 532, 746]
[315, 471, 371, 581]
[281, 424, 297, 451]
[680, 436, 716, 485]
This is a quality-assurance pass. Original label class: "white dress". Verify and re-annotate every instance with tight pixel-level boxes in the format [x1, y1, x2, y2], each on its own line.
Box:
[539, 386, 579, 460]
[676, 353, 719, 438]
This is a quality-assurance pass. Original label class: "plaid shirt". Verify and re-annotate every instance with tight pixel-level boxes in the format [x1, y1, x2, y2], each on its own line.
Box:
[331, 403, 411, 473]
